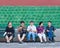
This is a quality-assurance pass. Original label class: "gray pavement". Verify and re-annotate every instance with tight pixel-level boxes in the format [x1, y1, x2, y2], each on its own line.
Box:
[0, 42, 60, 48]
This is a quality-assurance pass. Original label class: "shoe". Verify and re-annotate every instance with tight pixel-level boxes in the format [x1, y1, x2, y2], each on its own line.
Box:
[40, 41, 43, 43]
[6, 40, 10, 43]
[19, 41, 23, 44]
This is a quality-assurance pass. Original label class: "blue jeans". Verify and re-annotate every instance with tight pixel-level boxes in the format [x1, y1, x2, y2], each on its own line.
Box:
[27, 32, 35, 41]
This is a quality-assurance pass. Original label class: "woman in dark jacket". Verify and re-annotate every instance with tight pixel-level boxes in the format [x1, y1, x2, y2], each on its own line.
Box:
[4, 22, 15, 43]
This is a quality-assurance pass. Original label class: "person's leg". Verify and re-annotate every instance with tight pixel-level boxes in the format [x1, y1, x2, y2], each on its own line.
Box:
[21, 34, 26, 41]
[9, 36, 13, 41]
[51, 33, 55, 42]
[38, 33, 43, 42]
[5, 35, 10, 43]
[48, 32, 52, 42]
[48, 32, 54, 42]
[42, 33, 47, 42]
[48, 36, 53, 42]
[18, 34, 21, 42]
[27, 32, 32, 41]
[45, 32, 48, 41]
[51, 37, 55, 42]
[49, 35, 53, 42]
[31, 32, 35, 41]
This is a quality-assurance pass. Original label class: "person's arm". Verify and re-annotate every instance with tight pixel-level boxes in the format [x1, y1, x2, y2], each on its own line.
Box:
[36, 27, 38, 33]
[43, 27, 45, 33]
[53, 26, 56, 32]
[43, 26, 46, 33]
[3, 27, 7, 36]
[32, 26, 37, 32]
[18, 27, 20, 32]
[3, 32, 7, 36]
[46, 26, 49, 32]
[27, 26, 31, 32]
[23, 27, 27, 32]
[12, 27, 15, 34]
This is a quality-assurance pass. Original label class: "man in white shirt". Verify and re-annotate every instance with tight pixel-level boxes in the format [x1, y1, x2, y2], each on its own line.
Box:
[27, 21, 37, 41]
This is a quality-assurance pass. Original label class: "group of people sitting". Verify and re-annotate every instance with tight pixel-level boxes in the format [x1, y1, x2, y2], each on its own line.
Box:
[3, 21, 56, 43]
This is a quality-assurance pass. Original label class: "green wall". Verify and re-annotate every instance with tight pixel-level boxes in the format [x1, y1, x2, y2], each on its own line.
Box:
[0, 6, 60, 28]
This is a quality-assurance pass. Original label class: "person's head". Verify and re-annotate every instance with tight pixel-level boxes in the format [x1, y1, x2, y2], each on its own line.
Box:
[39, 21, 43, 26]
[18, 26, 22, 32]
[48, 21, 52, 26]
[8, 22, 12, 28]
[30, 21, 34, 26]
[20, 21, 25, 27]
[19, 26, 22, 30]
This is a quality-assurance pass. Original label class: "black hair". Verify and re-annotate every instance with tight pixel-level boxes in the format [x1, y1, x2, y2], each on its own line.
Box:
[30, 21, 34, 23]
[20, 26, 22, 27]
[39, 21, 43, 25]
[20, 21, 25, 24]
[48, 21, 52, 23]
[8, 21, 11, 25]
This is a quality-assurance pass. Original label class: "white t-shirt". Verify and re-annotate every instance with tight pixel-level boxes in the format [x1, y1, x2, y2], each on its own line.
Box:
[27, 25, 36, 32]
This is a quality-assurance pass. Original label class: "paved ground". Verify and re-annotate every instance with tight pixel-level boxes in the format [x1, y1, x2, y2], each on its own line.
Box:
[0, 42, 60, 48]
